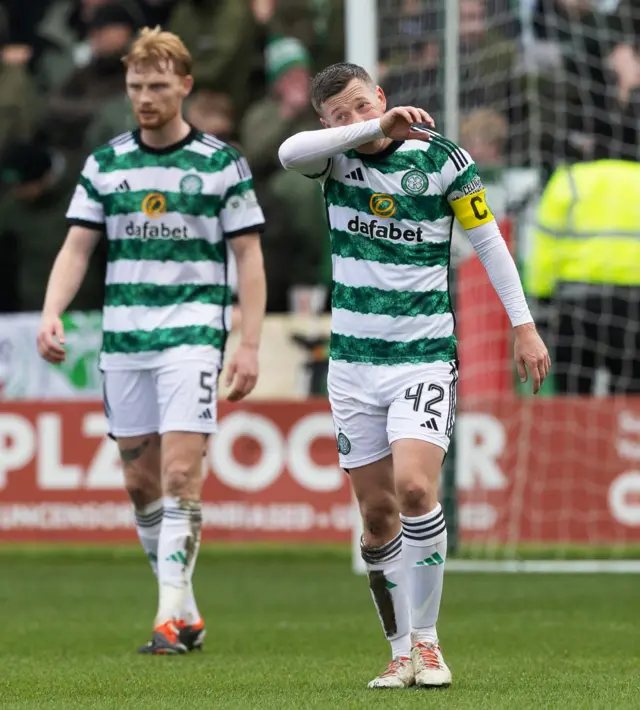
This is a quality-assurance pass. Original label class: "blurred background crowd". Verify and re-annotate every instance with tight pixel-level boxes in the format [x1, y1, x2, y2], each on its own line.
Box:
[0, 0, 638, 326]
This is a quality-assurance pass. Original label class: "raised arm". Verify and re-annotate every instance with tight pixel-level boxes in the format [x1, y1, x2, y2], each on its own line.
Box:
[278, 118, 385, 176]
[279, 106, 435, 177]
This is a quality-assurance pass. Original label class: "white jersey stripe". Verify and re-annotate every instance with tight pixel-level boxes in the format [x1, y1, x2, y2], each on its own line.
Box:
[103, 302, 231, 334]
[104, 214, 222, 241]
[332, 256, 448, 293]
[106, 259, 225, 287]
[331, 309, 454, 343]
[98, 163, 242, 195]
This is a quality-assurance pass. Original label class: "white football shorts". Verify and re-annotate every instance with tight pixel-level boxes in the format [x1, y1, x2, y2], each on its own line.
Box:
[102, 359, 220, 438]
[327, 359, 458, 469]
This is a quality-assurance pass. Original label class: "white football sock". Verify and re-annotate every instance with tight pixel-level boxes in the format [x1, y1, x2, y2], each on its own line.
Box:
[401, 504, 447, 645]
[134, 498, 163, 577]
[155, 496, 202, 626]
[134, 498, 202, 624]
[361, 530, 411, 659]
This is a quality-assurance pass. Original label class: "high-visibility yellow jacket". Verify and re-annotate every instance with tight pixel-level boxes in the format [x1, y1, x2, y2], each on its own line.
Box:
[525, 160, 640, 298]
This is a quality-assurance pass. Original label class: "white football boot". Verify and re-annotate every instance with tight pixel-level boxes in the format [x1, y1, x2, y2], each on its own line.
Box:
[367, 656, 415, 689]
[411, 640, 452, 687]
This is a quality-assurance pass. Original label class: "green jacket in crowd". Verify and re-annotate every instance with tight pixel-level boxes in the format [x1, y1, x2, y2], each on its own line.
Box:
[269, 0, 344, 72]
[241, 98, 330, 310]
[0, 63, 44, 148]
[170, 0, 265, 119]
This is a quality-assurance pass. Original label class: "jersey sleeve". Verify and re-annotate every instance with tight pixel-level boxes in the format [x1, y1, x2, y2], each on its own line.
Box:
[66, 154, 105, 229]
[219, 152, 266, 239]
[438, 144, 495, 230]
[434, 138, 533, 327]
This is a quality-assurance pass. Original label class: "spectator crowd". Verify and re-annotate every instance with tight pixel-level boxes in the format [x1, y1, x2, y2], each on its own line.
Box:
[0, 0, 638, 321]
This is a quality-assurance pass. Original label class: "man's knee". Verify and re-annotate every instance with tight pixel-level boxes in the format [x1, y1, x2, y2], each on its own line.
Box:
[162, 432, 206, 499]
[118, 435, 161, 508]
[164, 461, 196, 498]
[392, 439, 444, 516]
[395, 477, 432, 515]
[360, 494, 399, 545]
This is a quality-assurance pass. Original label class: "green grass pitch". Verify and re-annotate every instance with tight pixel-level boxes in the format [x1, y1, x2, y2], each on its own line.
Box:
[0, 545, 638, 709]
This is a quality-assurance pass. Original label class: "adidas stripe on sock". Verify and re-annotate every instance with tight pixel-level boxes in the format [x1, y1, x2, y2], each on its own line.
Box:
[400, 504, 447, 645]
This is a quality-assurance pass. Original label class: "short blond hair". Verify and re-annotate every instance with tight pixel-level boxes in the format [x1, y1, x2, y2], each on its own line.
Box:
[122, 26, 192, 76]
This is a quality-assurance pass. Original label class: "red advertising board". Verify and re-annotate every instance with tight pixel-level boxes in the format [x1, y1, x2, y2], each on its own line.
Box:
[1, 398, 640, 545]
[0, 401, 351, 543]
[456, 397, 640, 544]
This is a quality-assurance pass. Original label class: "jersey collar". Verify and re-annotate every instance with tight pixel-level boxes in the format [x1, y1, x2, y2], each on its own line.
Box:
[345, 140, 404, 162]
[133, 126, 198, 155]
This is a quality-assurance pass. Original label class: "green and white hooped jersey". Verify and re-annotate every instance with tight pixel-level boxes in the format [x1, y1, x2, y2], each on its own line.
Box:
[66, 128, 265, 371]
[313, 131, 492, 366]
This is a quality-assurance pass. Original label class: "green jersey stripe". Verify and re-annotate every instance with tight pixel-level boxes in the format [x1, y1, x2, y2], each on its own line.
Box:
[444, 164, 480, 199]
[102, 325, 226, 354]
[223, 178, 254, 201]
[330, 332, 457, 364]
[93, 144, 234, 174]
[343, 145, 449, 175]
[332, 282, 451, 318]
[107, 238, 225, 263]
[104, 283, 232, 308]
[331, 228, 449, 267]
[103, 190, 222, 218]
[79, 174, 101, 203]
[325, 180, 451, 223]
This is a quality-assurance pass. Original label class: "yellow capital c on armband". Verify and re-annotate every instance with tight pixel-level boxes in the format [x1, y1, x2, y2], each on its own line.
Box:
[451, 189, 494, 230]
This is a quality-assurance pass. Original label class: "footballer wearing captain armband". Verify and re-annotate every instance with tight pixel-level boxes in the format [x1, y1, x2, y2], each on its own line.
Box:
[279, 62, 550, 690]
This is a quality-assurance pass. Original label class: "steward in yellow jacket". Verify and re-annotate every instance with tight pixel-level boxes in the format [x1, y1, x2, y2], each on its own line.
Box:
[526, 156, 640, 394]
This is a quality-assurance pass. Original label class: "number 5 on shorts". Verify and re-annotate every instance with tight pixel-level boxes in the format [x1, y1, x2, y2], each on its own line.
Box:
[199, 371, 214, 404]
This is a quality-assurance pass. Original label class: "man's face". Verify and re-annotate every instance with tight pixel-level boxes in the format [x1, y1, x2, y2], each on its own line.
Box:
[275, 67, 310, 115]
[126, 61, 193, 130]
[320, 78, 386, 128]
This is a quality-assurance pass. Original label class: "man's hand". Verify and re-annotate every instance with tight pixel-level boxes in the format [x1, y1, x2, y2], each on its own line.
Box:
[225, 343, 259, 402]
[37, 314, 66, 364]
[514, 323, 551, 394]
[379, 106, 435, 141]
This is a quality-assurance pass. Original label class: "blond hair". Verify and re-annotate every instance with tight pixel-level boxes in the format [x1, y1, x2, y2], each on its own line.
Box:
[122, 26, 192, 76]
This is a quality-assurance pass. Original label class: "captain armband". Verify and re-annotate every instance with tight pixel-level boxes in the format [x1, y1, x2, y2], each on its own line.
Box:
[450, 189, 495, 230]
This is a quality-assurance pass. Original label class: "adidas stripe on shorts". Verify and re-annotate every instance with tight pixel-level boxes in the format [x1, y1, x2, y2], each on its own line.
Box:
[328, 360, 458, 469]
[102, 358, 220, 437]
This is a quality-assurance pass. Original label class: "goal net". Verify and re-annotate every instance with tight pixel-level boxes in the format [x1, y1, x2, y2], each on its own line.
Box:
[351, 0, 640, 569]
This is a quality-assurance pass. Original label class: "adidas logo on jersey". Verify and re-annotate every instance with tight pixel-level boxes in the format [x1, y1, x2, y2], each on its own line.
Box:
[346, 167, 364, 181]
[199, 408, 213, 420]
[115, 179, 131, 192]
[348, 215, 425, 243]
[420, 418, 439, 431]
